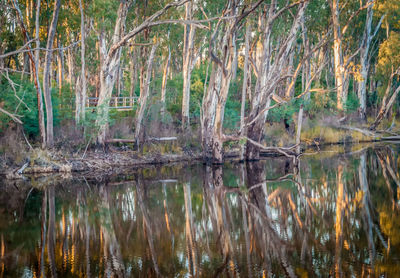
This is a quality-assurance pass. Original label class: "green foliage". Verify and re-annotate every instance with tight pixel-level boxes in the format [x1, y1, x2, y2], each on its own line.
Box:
[268, 99, 300, 124]
[345, 91, 360, 112]
[0, 74, 72, 138]
[0, 75, 39, 136]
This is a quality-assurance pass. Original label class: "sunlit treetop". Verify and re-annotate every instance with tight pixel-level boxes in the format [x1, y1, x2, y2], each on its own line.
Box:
[377, 31, 400, 75]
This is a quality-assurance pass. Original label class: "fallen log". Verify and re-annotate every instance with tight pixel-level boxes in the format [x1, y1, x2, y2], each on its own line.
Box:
[105, 137, 177, 144]
[105, 139, 136, 143]
[331, 124, 377, 137]
[148, 137, 178, 141]
[381, 136, 400, 141]
[331, 124, 400, 141]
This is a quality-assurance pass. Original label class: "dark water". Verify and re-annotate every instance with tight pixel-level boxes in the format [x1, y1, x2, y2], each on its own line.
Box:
[1, 144, 400, 277]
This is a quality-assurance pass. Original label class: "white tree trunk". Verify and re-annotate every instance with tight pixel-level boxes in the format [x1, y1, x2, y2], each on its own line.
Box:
[95, 1, 130, 144]
[182, 0, 196, 131]
[34, 0, 46, 147]
[358, 0, 383, 120]
[134, 43, 158, 148]
[201, 0, 238, 163]
[240, 23, 251, 161]
[94, 0, 187, 144]
[76, 0, 86, 125]
[57, 39, 63, 96]
[42, 0, 61, 147]
[246, 1, 307, 160]
[331, 0, 346, 111]
[129, 46, 138, 100]
[161, 46, 171, 117]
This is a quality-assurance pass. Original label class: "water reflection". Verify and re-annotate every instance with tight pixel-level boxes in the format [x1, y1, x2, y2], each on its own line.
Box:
[0, 145, 400, 277]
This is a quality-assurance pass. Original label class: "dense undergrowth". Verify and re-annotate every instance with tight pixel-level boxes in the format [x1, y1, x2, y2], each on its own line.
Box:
[1, 63, 399, 166]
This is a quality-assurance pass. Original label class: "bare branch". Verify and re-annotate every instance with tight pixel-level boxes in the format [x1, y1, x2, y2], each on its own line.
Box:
[0, 40, 81, 58]
[0, 107, 23, 124]
[341, 1, 373, 36]
[0, 39, 37, 59]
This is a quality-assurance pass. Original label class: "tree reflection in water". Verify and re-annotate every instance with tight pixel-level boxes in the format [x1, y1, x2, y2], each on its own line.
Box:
[0, 145, 399, 277]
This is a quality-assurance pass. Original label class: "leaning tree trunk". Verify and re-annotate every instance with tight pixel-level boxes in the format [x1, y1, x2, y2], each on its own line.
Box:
[43, 0, 61, 147]
[134, 43, 158, 148]
[369, 70, 400, 130]
[182, 0, 196, 131]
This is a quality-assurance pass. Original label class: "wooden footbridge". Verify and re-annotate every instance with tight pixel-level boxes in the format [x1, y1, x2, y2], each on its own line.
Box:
[86, 96, 138, 111]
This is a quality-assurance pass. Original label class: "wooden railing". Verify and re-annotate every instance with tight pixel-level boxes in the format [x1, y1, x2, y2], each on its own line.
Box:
[86, 96, 138, 110]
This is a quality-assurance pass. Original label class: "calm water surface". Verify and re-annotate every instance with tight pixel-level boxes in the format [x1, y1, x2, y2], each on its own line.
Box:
[1, 144, 400, 277]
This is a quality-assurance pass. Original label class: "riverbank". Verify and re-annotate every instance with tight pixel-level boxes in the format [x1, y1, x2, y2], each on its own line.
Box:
[2, 139, 399, 180]
[1, 116, 400, 178]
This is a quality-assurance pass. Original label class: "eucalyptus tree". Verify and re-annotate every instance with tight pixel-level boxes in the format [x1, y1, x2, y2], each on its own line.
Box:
[245, 0, 308, 160]
[181, 0, 196, 131]
[42, 0, 61, 147]
[368, 0, 400, 128]
[94, 0, 188, 145]
[9, 0, 46, 147]
[182, 3, 193, 117]
[331, 0, 346, 111]
[134, 41, 158, 148]
[357, 0, 384, 120]
[329, 0, 377, 112]
[369, 33, 400, 130]
[76, 0, 87, 124]
[201, 0, 255, 163]
[160, 33, 171, 117]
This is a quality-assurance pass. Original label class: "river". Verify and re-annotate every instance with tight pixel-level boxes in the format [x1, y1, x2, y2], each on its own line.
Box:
[0, 143, 399, 277]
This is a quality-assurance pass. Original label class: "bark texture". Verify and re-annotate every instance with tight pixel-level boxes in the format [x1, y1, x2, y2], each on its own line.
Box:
[134, 42, 158, 148]
[201, 0, 239, 163]
[95, 1, 130, 144]
[43, 0, 62, 147]
[95, 0, 187, 144]
[182, 0, 196, 131]
[246, 1, 307, 160]
[76, 0, 87, 125]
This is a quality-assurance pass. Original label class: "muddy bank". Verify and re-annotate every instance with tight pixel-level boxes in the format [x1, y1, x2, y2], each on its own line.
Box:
[2, 120, 400, 179]
[2, 148, 204, 179]
[3, 140, 399, 179]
